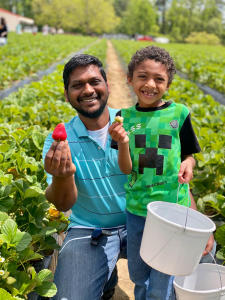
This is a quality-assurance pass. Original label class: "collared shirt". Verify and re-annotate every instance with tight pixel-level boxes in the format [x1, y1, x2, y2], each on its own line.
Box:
[42, 107, 127, 228]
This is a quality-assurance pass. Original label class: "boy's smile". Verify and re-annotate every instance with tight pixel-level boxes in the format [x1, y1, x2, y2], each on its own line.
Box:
[128, 59, 169, 108]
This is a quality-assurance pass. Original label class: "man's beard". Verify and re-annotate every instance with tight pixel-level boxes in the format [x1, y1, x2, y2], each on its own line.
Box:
[69, 94, 108, 119]
[75, 99, 107, 118]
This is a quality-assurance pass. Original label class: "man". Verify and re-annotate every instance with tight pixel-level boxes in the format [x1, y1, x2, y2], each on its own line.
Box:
[43, 54, 214, 300]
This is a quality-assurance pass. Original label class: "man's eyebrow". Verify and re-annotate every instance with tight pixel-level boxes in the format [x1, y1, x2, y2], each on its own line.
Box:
[70, 77, 101, 84]
[69, 79, 83, 84]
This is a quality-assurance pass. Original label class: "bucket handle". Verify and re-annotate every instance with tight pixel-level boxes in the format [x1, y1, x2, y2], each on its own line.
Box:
[176, 183, 190, 231]
[207, 251, 225, 295]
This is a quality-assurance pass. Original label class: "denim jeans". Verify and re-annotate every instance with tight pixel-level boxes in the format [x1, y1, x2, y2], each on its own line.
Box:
[126, 210, 216, 300]
[127, 211, 176, 300]
[52, 226, 127, 300]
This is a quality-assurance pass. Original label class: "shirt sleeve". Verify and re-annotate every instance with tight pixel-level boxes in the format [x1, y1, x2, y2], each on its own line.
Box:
[180, 113, 201, 156]
[110, 110, 122, 150]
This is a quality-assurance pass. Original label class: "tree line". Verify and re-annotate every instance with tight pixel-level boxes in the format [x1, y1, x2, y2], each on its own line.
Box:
[0, 0, 225, 43]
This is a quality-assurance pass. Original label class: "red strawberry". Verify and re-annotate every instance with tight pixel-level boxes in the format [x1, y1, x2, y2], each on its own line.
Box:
[52, 123, 67, 141]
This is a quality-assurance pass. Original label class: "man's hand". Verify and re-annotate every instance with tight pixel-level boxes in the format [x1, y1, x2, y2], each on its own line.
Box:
[178, 156, 195, 183]
[109, 122, 129, 145]
[44, 140, 76, 178]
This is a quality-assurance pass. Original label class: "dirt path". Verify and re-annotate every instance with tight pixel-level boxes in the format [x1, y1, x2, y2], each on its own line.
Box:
[106, 41, 135, 109]
[106, 41, 135, 300]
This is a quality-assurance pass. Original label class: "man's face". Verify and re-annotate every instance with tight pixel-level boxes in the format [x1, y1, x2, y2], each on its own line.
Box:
[65, 65, 109, 118]
[128, 59, 169, 108]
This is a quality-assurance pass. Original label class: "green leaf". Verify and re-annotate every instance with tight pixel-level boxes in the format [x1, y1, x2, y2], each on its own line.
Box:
[0, 194, 14, 212]
[35, 281, 57, 297]
[0, 288, 15, 300]
[24, 186, 44, 199]
[1, 219, 17, 243]
[32, 132, 45, 150]
[19, 247, 43, 263]
[14, 231, 32, 252]
[0, 144, 10, 153]
[216, 248, 225, 261]
[0, 211, 9, 223]
[37, 269, 53, 282]
[215, 224, 225, 246]
[0, 172, 13, 185]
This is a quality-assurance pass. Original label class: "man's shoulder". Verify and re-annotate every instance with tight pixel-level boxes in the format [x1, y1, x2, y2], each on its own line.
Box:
[108, 106, 120, 117]
[64, 115, 80, 134]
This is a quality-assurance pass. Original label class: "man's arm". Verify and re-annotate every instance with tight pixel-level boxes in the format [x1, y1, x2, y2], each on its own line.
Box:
[44, 140, 77, 211]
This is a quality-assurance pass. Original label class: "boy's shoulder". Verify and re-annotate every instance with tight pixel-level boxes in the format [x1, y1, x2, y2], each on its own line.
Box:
[120, 104, 137, 114]
[170, 101, 190, 115]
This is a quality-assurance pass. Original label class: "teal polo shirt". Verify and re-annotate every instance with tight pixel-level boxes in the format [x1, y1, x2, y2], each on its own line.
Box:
[42, 107, 127, 228]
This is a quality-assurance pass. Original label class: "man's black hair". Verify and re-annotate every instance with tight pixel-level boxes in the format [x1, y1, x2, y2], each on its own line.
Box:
[63, 54, 107, 91]
[127, 46, 176, 85]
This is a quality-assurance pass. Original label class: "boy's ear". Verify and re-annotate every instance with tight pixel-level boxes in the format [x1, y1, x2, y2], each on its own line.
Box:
[127, 76, 132, 85]
[64, 89, 69, 102]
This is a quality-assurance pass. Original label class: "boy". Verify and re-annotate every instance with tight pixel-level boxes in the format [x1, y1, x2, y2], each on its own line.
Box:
[109, 46, 201, 299]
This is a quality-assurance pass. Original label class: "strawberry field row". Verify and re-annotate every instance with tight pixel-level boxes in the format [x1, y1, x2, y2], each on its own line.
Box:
[112, 39, 225, 94]
[0, 33, 97, 90]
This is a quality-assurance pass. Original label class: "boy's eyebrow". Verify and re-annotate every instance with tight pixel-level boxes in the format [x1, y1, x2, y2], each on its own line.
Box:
[136, 71, 167, 78]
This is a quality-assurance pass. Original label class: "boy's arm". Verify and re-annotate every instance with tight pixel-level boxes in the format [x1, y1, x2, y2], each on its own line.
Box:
[178, 155, 196, 183]
[109, 122, 132, 174]
[189, 191, 215, 256]
[44, 140, 77, 211]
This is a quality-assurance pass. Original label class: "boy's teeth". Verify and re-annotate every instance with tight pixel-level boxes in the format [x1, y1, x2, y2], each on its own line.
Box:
[143, 91, 155, 96]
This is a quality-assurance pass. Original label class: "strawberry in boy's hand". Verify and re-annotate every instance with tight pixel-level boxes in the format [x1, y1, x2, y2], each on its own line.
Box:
[113, 116, 124, 124]
[52, 123, 67, 141]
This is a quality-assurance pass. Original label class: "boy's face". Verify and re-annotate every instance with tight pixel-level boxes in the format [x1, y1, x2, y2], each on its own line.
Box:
[128, 59, 169, 108]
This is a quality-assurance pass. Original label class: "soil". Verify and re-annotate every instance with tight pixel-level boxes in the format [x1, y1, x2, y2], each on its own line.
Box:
[106, 41, 135, 300]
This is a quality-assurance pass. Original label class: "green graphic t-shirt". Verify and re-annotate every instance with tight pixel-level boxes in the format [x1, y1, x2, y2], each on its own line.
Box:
[116, 101, 200, 217]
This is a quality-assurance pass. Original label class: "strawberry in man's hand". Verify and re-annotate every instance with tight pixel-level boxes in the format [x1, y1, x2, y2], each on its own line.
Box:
[52, 123, 67, 141]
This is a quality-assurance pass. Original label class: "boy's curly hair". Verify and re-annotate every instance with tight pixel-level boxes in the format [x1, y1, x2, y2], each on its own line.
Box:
[127, 46, 176, 85]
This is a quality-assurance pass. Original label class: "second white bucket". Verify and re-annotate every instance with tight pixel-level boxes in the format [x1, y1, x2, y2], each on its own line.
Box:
[174, 263, 225, 300]
[140, 201, 216, 276]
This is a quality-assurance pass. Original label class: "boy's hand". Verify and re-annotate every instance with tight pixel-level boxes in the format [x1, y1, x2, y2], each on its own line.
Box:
[203, 234, 215, 256]
[109, 122, 129, 145]
[178, 156, 195, 183]
[44, 140, 76, 178]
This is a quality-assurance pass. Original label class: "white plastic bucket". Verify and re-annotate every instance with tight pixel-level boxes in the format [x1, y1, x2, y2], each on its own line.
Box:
[174, 263, 225, 300]
[140, 201, 216, 275]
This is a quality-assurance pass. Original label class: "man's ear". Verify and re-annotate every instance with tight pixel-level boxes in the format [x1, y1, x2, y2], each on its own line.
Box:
[106, 82, 110, 93]
[64, 89, 69, 102]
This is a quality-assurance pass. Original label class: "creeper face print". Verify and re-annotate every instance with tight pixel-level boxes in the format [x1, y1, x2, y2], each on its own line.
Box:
[135, 134, 172, 175]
